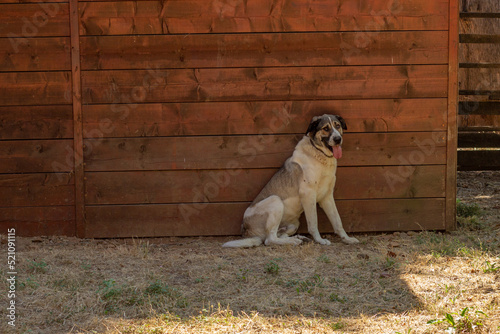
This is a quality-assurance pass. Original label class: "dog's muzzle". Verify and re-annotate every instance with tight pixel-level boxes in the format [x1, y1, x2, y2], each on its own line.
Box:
[329, 134, 343, 159]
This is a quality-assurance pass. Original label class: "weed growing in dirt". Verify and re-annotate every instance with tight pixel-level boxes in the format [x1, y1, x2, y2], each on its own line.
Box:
[457, 199, 482, 218]
[456, 199, 487, 231]
[428, 307, 488, 333]
[329, 292, 346, 303]
[27, 259, 49, 274]
[482, 260, 499, 273]
[296, 274, 324, 294]
[264, 258, 282, 275]
[316, 254, 331, 263]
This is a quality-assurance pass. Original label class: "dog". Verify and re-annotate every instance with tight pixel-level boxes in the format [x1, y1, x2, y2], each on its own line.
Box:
[222, 114, 359, 247]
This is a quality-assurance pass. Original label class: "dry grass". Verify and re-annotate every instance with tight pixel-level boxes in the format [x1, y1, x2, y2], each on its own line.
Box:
[1, 171, 500, 334]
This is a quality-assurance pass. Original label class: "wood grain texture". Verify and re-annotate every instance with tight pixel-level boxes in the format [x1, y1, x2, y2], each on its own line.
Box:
[83, 99, 448, 138]
[0, 71, 71, 106]
[0, 37, 71, 72]
[0, 139, 74, 173]
[84, 198, 446, 238]
[0, 206, 74, 237]
[0, 3, 69, 38]
[0, 173, 74, 207]
[70, 0, 85, 238]
[83, 132, 447, 171]
[85, 165, 446, 205]
[0, 105, 73, 139]
[446, 0, 458, 230]
[81, 65, 449, 104]
[80, 31, 448, 70]
[79, 0, 448, 35]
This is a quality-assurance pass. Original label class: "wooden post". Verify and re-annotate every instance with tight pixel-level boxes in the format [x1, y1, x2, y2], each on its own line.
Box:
[446, 0, 459, 231]
[69, 0, 85, 237]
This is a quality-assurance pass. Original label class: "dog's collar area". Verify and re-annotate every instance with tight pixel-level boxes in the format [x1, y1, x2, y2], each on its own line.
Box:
[310, 138, 334, 158]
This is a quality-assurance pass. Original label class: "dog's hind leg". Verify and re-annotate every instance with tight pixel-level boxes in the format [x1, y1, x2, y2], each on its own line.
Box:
[257, 196, 302, 246]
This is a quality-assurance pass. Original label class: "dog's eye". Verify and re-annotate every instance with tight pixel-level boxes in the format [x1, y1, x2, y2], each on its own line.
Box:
[334, 123, 341, 129]
[323, 125, 330, 131]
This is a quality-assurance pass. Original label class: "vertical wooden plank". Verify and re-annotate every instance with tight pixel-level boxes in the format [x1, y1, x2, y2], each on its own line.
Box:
[70, 0, 84, 237]
[446, 0, 459, 231]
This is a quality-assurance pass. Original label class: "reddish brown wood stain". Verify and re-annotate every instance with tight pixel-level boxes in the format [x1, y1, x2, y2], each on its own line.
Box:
[0, 0, 458, 237]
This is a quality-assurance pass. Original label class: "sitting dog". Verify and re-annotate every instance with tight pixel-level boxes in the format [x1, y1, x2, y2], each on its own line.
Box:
[223, 114, 359, 247]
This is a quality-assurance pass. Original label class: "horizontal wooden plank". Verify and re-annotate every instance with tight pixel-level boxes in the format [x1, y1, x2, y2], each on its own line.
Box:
[0, 37, 71, 72]
[0, 3, 69, 37]
[81, 65, 449, 104]
[459, 68, 500, 97]
[79, 0, 448, 36]
[460, 63, 500, 69]
[0, 139, 74, 173]
[83, 99, 448, 138]
[0, 206, 74, 237]
[460, 12, 500, 18]
[0, 105, 73, 140]
[458, 131, 500, 148]
[0, 0, 68, 4]
[459, 43, 500, 65]
[84, 198, 446, 238]
[0, 173, 74, 206]
[80, 31, 449, 70]
[460, 90, 500, 98]
[458, 150, 500, 170]
[459, 101, 500, 115]
[0, 71, 71, 106]
[461, 0, 500, 13]
[460, 34, 500, 43]
[84, 132, 447, 171]
[85, 165, 446, 205]
[458, 115, 500, 131]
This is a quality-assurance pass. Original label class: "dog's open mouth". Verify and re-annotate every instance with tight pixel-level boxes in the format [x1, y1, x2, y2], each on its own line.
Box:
[323, 140, 343, 159]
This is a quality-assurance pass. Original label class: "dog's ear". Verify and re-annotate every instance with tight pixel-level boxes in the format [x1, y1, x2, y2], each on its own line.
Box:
[306, 116, 321, 136]
[336, 115, 347, 130]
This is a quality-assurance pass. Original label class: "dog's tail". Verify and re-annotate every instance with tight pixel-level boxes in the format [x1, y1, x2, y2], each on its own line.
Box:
[222, 237, 263, 248]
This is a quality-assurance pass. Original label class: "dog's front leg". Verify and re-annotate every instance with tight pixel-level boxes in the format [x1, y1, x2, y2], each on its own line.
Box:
[319, 196, 359, 244]
[300, 189, 331, 245]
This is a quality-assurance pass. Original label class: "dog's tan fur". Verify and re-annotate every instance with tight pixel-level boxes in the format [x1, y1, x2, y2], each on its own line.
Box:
[223, 114, 359, 248]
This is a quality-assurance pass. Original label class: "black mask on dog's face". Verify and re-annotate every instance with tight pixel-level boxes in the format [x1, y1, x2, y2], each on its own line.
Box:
[306, 114, 347, 159]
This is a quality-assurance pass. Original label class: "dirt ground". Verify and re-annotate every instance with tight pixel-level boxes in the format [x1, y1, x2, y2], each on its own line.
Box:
[1, 171, 499, 333]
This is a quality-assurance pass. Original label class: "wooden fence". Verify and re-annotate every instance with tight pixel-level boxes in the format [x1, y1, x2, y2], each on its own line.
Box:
[0, 0, 459, 237]
[458, 0, 500, 170]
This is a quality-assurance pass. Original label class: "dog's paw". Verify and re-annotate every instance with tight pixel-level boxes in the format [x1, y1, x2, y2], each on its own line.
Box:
[341, 236, 360, 245]
[315, 238, 331, 246]
[291, 237, 303, 246]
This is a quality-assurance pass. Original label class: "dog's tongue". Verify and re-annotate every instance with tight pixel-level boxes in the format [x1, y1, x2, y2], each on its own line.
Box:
[332, 146, 342, 159]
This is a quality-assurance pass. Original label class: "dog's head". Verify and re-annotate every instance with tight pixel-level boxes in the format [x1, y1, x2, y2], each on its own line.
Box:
[306, 114, 347, 159]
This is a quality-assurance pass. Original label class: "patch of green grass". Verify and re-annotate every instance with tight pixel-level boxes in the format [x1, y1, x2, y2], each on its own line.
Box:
[264, 258, 282, 276]
[19, 276, 39, 290]
[144, 280, 188, 309]
[235, 268, 250, 281]
[328, 293, 346, 303]
[329, 321, 345, 330]
[27, 259, 49, 274]
[296, 274, 324, 294]
[316, 254, 330, 263]
[428, 307, 488, 332]
[99, 279, 122, 300]
[457, 199, 482, 218]
[483, 260, 499, 274]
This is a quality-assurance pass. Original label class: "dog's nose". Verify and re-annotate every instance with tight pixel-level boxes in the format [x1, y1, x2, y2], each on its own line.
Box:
[333, 136, 342, 145]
